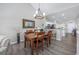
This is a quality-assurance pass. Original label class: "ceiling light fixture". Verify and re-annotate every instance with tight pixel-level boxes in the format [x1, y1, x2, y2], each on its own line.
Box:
[62, 13, 65, 16]
[33, 3, 46, 19]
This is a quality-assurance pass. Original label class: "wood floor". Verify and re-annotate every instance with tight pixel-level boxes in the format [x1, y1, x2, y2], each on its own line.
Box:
[6, 34, 76, 55]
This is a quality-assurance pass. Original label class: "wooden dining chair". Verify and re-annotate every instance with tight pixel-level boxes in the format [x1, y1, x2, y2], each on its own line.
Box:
[35, 32, 45, 54]
[24, 30, 34, 48]
[26, 30, 34, 34]
[48, 31, 52, 44]
[44, 31, 52, 47]
[24, 32, 30, 48]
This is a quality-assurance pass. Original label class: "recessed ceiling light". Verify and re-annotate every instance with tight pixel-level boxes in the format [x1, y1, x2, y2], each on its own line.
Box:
[62, 13, 65, 16]
[52, 16, 55, 18]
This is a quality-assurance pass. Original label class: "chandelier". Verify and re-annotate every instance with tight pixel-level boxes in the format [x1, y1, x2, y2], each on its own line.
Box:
[33, 3, 45, 19]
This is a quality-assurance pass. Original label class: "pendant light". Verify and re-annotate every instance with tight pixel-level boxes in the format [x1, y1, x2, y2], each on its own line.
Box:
[33, 3, 45, 19]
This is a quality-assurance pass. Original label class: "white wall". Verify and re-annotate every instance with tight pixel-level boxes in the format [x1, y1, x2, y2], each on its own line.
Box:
[0, 3, 35, 43]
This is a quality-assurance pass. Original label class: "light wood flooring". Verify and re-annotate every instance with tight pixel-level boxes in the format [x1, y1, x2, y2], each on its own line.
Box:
[6, 34, 76, 55]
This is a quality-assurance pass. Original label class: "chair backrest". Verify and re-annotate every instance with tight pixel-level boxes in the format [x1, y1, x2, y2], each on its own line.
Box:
[24, 30, 34, 40]
[36, 32, 45, 35]
[36, 32, 45, 41]
[25, 30, 34, 34]
[47, 31, 52, 38]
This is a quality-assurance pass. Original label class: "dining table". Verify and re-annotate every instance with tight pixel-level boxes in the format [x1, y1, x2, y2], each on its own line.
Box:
[24, 32, 45, 54]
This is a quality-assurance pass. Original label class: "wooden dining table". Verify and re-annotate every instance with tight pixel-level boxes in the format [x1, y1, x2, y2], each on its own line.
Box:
[24, 33, 45, 54]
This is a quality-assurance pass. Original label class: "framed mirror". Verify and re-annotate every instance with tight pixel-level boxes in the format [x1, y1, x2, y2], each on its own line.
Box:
[22, 19, 35, 28]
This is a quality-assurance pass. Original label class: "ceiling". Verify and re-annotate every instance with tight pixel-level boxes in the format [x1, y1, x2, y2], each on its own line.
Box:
[30, 3, 79, 24]
[30, 3, 79, 15]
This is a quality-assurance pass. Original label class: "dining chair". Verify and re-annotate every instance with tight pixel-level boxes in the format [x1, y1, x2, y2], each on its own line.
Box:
[26, 30, 34, 34]
[44, 31, 52, 47]
[24, 30, 34, 48]
[35, 32, 45, 54]
[48, 31, 52, 44]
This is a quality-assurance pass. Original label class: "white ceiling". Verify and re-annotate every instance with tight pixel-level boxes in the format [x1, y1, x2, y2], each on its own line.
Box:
[30, 3, 79, 24]
[30, 3, 79, 15]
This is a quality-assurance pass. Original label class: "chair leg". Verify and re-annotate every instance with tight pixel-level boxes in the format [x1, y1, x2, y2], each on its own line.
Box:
[47, 39, 49, 47]
[36, 41, 39, 54]
[49, 39, 51, 44]
[42, 40, 44, 51]
[30, 40, 34, 55]
[24, 39, 26, 48]
[27, 41, 31, 48]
